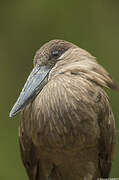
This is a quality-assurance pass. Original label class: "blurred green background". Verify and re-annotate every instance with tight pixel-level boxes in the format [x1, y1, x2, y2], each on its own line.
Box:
[0, 0, 119, 179]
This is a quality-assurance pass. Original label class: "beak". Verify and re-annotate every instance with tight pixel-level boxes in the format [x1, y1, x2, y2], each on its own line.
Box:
[9, 65, 51, 117]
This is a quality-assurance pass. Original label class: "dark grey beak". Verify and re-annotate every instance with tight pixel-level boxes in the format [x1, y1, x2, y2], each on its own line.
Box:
[9, 65, 50, 117]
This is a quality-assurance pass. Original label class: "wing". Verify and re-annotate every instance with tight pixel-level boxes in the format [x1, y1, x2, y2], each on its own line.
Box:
[19, 105, 54, 180]
[19, 106, 39, 180]
[97, 90, 116, 177]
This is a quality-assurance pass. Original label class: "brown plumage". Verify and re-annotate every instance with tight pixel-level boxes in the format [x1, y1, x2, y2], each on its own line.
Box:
[10, 40, 118, 180]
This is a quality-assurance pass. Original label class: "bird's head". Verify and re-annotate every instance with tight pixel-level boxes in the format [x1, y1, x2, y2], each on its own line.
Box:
[9, 40, 77, 117]
[33, 40, 76, 67]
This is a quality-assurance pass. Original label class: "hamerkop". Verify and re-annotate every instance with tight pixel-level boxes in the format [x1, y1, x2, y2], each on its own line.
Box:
[10, 40, 118, 180]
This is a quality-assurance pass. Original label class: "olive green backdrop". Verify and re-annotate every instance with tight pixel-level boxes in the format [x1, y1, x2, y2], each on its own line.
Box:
[0, 0, 119, 179]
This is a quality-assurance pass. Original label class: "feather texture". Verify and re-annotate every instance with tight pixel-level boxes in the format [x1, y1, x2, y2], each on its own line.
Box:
[18, 40, 117, 180]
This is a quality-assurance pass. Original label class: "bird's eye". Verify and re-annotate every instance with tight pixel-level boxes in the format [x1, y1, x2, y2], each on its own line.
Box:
[52, 50, 59, 57]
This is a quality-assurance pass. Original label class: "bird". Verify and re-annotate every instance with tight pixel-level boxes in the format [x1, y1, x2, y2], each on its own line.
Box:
[9, 40, 118, 180]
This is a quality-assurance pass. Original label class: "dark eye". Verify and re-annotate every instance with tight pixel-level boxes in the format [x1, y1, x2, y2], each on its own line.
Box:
[52, 50, 59, 57]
